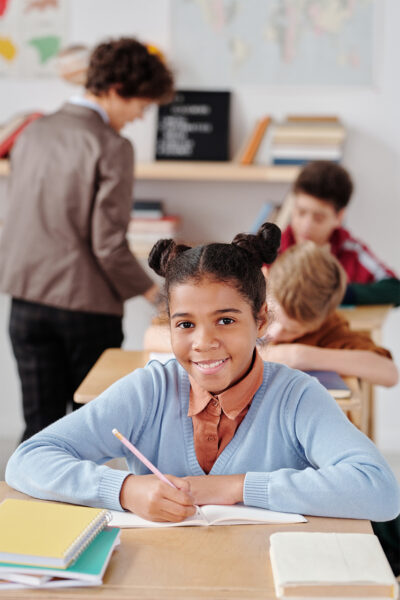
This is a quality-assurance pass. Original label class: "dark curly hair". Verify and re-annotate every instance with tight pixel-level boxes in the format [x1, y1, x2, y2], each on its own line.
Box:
[293, 160, 353, 212]
[148, 222, 281, 320]
[86, 37, 174, 102]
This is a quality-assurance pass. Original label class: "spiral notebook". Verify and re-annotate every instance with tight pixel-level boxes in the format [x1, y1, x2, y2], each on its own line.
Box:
[0, 498, 111, 569]
[0, 527, 120, 589]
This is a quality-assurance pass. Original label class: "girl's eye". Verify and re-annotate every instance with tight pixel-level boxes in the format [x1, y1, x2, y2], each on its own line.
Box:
[177, 321, 194, 329]
[218, 317, 234, 325]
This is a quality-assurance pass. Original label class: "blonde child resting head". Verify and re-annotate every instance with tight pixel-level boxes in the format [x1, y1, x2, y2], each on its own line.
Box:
[260, 241, 398, 387]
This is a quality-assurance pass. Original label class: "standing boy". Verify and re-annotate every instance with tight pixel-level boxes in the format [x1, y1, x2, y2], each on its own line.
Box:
[0, 37, 174, 440]
[280, 161, 400, 305]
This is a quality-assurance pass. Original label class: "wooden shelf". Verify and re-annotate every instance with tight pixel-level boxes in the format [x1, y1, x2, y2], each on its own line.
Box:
[0, 158, 299, 183]
[135, 161, 299, 182]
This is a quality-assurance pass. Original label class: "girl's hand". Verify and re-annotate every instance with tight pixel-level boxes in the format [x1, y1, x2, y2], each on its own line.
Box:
[119, 474, 196, 522]
[183, 474, 245, 506]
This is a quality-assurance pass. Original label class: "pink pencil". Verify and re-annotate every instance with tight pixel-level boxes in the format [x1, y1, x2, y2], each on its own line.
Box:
[112, 428, 177, 489]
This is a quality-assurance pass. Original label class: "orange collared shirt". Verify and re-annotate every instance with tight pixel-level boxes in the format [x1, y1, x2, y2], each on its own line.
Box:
[188, 350, 264, 474]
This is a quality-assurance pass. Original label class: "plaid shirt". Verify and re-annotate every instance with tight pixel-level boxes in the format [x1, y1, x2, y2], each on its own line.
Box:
[280, 226, 397, 284]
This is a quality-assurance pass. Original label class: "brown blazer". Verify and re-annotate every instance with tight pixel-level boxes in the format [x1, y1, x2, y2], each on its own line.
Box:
[0, 103, 153, 316]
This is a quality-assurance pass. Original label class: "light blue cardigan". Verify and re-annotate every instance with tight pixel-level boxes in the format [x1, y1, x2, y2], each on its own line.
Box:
[6, 359, 400, 521]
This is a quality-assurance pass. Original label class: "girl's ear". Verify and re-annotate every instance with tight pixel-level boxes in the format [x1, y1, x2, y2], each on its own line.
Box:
[257, 302, 269, 337]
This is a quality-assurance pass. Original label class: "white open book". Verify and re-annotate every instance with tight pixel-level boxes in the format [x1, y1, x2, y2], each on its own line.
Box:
[109, 504, 306, 528]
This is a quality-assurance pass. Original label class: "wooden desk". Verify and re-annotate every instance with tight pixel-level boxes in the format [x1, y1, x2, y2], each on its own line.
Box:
[338, 304, 393, 440]
[338, 304, 393, 344]
[74, 349, 367, 433]
[74, 349, 149, 404]
[0, 482, 372, 600]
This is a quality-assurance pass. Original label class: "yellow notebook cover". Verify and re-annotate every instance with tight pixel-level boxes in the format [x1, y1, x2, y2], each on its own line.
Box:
[0, 499, 110, 569]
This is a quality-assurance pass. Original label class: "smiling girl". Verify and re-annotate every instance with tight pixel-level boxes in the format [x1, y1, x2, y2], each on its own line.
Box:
[6, 224, 400, 523]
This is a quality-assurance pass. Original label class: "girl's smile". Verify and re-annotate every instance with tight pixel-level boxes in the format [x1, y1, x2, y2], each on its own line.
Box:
[169, 277, 267, 394]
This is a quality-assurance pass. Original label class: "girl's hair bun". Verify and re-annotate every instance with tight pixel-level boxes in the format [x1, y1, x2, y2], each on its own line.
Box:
[148, 238, 191, 277]
[232, 221, 281, 266]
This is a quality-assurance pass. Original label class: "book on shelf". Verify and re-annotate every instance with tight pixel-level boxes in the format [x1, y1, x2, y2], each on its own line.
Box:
[0, 498, 111, 569]
[304, 370, 351, 399]
[270, 116, 345, 166]
[236, 115, 271, 165]
[269, 532, 398, 599]
[272, 122, 345, 143]
[131, 199, 164, 219]
[0, 527, 120, 590]
[109, 503, 306, 528]
[0, 112, 43, 158]
[127, 212, 182, 258]
[128, 214, 181, 235]
[286, 114, 341, 123]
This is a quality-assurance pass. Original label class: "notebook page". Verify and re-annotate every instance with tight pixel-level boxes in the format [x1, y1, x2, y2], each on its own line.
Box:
[109, 509, 207, 528]
[202, 504, 306, 525]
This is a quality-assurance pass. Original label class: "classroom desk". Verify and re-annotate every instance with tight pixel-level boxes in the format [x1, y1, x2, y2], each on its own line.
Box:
[74, 349, 366, 433]
[338, 304, 393, 344]
[74, 349, 149, 404]
[338, 304, 393, 440]
[0, 482, 372, 600]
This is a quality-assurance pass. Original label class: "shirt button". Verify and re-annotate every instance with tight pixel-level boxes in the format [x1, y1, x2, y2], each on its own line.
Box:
[207, 435, 216, 442]
[211, 399, 219, 407]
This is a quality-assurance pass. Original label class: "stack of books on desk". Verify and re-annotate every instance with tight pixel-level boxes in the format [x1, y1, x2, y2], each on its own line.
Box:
[127, 200, 182, 258]
[0, 498, 120, 590]
[270, 115, 346, 166]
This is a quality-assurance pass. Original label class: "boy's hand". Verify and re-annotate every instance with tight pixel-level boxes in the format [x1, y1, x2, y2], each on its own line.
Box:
[183, 474, 245, 506]
[120, 474, 196, 522]
[260, 343, 304, 368]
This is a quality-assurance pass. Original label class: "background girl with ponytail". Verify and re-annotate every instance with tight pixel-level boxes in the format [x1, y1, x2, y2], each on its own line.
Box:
[6, 224, 400, 523]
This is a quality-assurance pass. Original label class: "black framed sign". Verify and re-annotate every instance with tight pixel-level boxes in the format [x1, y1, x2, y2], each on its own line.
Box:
[155, 90, 230, 161]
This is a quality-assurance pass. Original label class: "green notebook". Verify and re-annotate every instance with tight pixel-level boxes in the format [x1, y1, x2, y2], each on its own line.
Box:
[0, 527, 120, 589]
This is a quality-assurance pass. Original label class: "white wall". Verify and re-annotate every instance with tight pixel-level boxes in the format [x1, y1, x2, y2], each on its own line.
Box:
[0, 0, 399, 451]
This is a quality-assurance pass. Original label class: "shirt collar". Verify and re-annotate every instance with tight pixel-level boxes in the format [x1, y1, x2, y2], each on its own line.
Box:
[188, 350, 264, 420]
[68, 95, 109, 123]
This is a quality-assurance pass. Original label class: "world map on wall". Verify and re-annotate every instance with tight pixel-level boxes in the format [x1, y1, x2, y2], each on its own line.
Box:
[171, 0, 376, 86]
[0, 0, 68, 77]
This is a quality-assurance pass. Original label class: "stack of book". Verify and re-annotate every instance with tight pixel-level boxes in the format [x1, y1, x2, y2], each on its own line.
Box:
[127, 200, 182, 258]
[0, 498, 120, 590]
[270, 115, 346, 166]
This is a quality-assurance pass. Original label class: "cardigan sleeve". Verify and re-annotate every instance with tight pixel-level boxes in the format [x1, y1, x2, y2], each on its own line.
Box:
[243, 378, 400, 521]
[5, 366, 159, 511]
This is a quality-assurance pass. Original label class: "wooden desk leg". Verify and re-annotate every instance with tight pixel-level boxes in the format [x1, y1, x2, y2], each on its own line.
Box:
[359, 379, 374, 440]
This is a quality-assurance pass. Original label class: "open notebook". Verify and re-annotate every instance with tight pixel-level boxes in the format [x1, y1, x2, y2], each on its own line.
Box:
[109, 503, 306, 528]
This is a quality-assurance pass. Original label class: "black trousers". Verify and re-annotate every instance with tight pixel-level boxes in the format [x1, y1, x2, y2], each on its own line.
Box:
[9, 299, 123, 441]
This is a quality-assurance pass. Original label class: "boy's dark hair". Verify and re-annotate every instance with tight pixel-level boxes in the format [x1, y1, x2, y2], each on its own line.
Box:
[86, 37, 174, 102]
[148, 222, 281, 320]
[293, 161, 353, 212]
